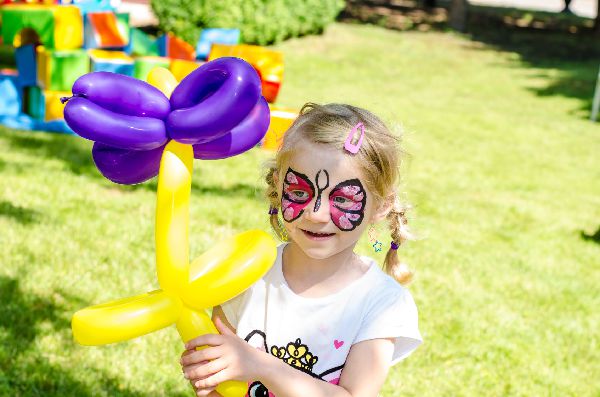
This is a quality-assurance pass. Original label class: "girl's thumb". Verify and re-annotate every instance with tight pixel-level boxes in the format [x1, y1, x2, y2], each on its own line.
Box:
[214, 315, 234, 336]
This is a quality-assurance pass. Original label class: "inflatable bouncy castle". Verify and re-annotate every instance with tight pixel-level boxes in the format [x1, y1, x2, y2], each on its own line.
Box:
[0, 0, 294, 149]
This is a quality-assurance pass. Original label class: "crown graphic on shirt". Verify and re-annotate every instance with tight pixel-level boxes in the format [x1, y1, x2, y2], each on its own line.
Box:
[270, 338, 319, 373]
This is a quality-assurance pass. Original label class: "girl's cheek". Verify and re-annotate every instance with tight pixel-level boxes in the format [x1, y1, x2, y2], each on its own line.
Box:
[330, 205, 364, 231]
[281, 195, 311, 222]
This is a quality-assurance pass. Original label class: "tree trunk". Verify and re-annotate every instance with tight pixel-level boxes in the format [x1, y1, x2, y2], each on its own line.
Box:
[595, 0, 600, 32]
[449, 0, 468, 32]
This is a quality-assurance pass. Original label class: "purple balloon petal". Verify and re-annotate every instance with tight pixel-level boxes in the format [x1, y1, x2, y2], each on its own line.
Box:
[65, 97, 168, 151]
[193, 97, 270, 160]
[167, 57, 262, 145]
[92, 142, 165, 185]
[72, 72, 171, 119]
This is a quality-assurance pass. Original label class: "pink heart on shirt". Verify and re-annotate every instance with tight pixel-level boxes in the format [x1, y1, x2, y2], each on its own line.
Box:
[334, 340, 344, 349]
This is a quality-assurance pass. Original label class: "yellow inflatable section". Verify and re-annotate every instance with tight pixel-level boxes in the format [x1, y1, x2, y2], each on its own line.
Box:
[71, 68, 277, 397]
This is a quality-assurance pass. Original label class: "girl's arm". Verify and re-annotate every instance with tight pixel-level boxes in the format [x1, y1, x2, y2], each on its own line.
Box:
[257, 338, 395, 397]
[185, 309, 396, 397]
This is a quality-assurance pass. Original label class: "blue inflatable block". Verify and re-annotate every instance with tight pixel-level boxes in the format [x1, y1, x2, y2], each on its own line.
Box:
[196, 28, 240, 60]
[91, 60, 134, 76]
[156, 34, 168, 57]
[0, 114, 36, 130]
[0, 73, 22, 118]
[15, 45, 37, 87]
[67, 0, 115, 14]
[35, 119, 75, 134]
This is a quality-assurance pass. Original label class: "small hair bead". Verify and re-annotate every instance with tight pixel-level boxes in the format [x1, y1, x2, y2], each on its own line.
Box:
[268, 207, 278, 215]
[390, 241, 399, 250]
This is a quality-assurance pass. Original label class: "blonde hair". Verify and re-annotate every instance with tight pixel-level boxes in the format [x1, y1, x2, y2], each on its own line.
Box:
[263, 103, 415, 284]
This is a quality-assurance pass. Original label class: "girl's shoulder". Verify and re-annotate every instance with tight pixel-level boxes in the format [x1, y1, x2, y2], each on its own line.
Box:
[358, 254, 412, 298]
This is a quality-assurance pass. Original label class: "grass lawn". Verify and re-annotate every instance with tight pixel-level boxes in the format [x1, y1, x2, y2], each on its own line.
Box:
[1, 22, 599, 396]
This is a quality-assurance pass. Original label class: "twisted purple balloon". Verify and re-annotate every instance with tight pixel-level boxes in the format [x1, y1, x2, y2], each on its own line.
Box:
[63, 58, 271, 184]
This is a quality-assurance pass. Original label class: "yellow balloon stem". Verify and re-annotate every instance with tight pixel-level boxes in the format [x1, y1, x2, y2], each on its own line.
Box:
[156, 140, 194, 295]
[176, 308, 248, 397]
[147, 67, 178, 98]
[176, 307, 217, 342]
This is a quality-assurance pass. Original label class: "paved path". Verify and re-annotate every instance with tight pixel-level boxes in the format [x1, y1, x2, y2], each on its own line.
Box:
[116, 0, 597, 28]
[470, 0, 596, 18]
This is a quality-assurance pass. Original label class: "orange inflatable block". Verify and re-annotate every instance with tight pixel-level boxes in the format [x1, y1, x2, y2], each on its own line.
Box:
[208, 44, 284, 103]
[157, 33, 195, 61]
[262, 106, 298, 151]
[85, 11, 128, 48]
[169, 59, 203, 81]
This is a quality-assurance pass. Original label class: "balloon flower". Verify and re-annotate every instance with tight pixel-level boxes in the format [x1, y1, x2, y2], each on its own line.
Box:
[63, 59, 277, 397]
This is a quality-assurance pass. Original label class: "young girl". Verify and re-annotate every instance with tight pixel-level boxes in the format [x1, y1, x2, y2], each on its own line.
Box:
[180, 103, 422, 397]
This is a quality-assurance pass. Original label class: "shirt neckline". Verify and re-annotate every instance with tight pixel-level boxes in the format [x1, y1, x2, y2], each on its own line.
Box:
[275, 242, 379, 304]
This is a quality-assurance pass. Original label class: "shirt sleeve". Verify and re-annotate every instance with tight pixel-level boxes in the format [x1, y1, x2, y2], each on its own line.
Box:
[353, 285, 422, 365]
[219, 289, 249, 330]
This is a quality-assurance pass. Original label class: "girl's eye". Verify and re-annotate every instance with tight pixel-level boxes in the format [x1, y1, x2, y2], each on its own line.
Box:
[291, 190, 309, 200]
[333, 196, 353, 208]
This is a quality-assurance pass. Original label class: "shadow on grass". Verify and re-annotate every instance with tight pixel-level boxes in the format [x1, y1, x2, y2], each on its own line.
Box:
[581, 226, 600, 244]
[0, 201, 41, 225]
[0, 275, 178, 396]
[122, 179, 263, 201]
[2, 129, 264, 201]
[339, 1, 600, 119]
[2, 129, 101, 182]
[465, 6, 600, 118]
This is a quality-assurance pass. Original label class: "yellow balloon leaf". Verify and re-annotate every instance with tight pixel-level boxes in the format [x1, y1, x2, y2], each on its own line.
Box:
[72, 290, 182, 346]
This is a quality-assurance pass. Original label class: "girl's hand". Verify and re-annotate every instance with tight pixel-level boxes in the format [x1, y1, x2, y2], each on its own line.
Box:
[180, 349, 216, 396]
[181, 316, 266, 390]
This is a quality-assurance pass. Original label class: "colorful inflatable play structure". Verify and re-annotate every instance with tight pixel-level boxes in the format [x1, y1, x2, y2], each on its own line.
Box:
[0, 0, 296, 149]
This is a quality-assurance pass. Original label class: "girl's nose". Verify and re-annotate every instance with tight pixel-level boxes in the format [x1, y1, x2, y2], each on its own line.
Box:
[305, 197, 330, 223]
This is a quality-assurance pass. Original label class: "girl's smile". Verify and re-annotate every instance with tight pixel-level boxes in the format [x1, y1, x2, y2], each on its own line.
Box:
[301, 229, 336, 240]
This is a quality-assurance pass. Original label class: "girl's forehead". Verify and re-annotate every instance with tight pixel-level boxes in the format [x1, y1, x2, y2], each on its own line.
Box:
[285, 143, 364, 183]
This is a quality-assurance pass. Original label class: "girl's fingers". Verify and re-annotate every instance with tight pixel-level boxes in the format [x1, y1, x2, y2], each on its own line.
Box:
[181, 349, 195, 359]
[194, 368, 229, 389]
[185, 334, 224, 350]
[187, 358, 227, 382]
[194, 387, 215, 397]
[183, 360, 209, 380]
[181, 346, 223, 366]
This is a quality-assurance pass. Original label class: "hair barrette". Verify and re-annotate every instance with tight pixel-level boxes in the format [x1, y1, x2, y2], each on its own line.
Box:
[344, 122, 365, 154]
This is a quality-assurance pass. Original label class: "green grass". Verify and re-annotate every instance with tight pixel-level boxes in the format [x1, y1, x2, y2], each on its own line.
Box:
[1, 22, 599, 396]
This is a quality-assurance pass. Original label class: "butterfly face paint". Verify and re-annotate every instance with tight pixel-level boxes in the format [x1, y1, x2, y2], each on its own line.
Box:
[313, 170, 330, 213]
[281, 167, 315, 222]
[328, 179, 367, 231]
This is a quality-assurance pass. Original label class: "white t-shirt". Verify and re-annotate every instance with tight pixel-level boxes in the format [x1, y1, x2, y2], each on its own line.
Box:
[221, 242, 422, 395]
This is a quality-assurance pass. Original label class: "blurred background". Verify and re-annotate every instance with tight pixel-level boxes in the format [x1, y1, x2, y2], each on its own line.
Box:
[0, 0, 598, 396]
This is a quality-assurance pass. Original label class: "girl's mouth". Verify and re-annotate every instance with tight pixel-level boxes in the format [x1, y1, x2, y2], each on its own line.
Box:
[301, 229, 335, 241]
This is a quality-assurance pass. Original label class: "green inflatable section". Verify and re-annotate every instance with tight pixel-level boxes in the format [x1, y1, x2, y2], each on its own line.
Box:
[44, 50, 89, 91]
[130, 28, 159, 57]
[133, 57, 170, 81]
[1, 8, 56, 48]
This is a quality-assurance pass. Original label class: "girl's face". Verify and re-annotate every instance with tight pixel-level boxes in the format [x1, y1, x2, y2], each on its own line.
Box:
[276, 141, 386, 260]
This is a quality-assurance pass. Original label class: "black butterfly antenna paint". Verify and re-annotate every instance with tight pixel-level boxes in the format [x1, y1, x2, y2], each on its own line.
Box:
[313, 169, 330, 212]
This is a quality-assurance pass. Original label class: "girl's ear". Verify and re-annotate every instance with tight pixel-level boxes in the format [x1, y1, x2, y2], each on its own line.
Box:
[371, 194, 394, 223]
